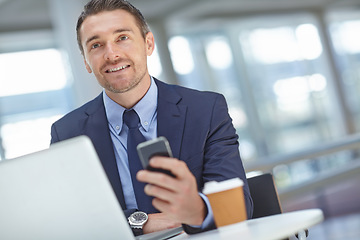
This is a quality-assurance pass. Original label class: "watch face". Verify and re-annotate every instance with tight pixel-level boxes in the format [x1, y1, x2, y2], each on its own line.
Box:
[130, 212, 148, 224]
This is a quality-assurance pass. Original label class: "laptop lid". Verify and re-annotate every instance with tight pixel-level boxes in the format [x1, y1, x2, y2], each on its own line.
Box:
[0, 136, 135, 240]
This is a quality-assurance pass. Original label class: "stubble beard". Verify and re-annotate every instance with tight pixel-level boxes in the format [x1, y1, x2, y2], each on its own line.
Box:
[105, 77, 141, 94]
[102, 68, 147, 94]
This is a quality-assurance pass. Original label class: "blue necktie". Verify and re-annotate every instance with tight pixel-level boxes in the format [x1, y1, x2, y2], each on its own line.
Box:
[123, 109, 156, 213]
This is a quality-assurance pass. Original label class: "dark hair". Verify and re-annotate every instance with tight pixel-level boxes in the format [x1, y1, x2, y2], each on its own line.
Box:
[76, 0, 150, 54]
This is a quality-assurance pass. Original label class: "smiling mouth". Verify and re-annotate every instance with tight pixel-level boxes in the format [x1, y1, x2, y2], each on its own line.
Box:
[106, 65, 130, 73]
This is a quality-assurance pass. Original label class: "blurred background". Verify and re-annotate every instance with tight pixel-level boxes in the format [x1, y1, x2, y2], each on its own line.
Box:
[0, 0, 359, 239]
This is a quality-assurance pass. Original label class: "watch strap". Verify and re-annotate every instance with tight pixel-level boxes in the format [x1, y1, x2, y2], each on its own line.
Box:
[131, 227, 143, 236]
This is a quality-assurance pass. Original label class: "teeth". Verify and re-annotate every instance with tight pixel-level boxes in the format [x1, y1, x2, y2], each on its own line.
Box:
[107, 65, 127, 73]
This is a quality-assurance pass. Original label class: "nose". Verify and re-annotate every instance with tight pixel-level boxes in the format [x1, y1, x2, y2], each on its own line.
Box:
[104, 42, 121, 61]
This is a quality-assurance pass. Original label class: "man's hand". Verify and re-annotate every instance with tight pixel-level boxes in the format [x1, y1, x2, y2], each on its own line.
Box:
[143, 213, 181, 234]
[137, 157, 206, 226]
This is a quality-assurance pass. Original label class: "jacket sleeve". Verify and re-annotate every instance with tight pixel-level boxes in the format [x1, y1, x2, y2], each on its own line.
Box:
[183, 94, 253, 234]
[203, 94, 253, 218]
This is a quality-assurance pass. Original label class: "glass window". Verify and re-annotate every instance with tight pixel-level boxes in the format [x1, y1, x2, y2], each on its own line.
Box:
[238, 17, 335, 155]
[0, 49, 67, 97]
[168, 35, 206, 90]
[147, 44, 163, 79]
[328, 11, 360, 131]
[0, 32, 73, 160]
[168, 36, 195, 76]
[1, 116, 62, 159]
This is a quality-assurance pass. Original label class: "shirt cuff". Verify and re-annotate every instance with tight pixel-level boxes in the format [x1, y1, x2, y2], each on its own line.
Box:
[189, 192, 214, 229]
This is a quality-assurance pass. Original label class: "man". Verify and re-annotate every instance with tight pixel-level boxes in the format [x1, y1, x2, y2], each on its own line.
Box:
[50, 0, 253, 236]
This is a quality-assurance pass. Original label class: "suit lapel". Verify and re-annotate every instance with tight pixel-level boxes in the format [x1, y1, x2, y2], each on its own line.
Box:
[82, 94, 126, 210]
[155, 80, 187, 159]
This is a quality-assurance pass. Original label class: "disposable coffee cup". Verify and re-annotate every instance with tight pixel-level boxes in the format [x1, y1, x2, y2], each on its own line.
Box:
[203, 178, 247, 227]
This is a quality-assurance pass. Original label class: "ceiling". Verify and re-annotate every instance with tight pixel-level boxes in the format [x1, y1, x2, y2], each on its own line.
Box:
[0, 0, 359, 33]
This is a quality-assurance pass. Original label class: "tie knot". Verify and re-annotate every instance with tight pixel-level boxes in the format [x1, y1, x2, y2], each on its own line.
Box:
[123, 109, 140, 129]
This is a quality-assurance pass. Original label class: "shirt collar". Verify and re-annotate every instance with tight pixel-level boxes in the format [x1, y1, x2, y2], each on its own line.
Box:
[103, 77, 158, 134]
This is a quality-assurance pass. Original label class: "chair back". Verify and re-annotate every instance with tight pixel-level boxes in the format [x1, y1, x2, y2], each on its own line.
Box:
[247, 173, 308, 239]
[247, 173, 282, 219]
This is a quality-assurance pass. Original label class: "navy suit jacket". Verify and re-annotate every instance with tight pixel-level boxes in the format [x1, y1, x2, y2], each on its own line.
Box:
[51, 79, 253, 231]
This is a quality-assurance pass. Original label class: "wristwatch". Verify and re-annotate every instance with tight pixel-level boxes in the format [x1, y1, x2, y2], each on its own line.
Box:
[128, 211, 148, 236]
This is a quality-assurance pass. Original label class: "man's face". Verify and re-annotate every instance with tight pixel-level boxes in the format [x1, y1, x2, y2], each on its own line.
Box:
[80, 10, 154, 94]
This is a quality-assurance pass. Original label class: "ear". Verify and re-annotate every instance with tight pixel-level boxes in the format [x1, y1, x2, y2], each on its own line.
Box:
[145, 32, 155, 56]
[83, 57, 92, 73]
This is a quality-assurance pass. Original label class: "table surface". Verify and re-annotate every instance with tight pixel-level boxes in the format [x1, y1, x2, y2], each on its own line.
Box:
[173, 209, 324, 240]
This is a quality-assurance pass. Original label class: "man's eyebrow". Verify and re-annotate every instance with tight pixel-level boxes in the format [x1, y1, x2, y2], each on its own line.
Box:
[114, 28, 133, 34]
[85, 35, 99, 46]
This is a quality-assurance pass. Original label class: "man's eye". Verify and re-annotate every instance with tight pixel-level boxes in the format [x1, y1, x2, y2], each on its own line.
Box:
[91, 43, 101, 49]
[119, 36, 129, 41]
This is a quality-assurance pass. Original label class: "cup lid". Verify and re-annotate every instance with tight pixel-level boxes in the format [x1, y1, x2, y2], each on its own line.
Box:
[203, 178, 244, 195]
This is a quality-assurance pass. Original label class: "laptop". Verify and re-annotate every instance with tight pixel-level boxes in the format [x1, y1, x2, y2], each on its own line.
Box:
[0, 135, 183, 240]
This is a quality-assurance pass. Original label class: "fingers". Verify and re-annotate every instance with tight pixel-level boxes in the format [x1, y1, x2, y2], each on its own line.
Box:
[151, 197, 178, 215]
[137, 168, 179, 193]
[136, 157, 195, 206]
[149, 156, 189, 179]
[137, 157, 190, 190]
[144, 183, 175, 203]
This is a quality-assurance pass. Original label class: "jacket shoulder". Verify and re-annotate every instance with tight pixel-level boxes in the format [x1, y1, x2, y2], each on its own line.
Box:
[155, 79, 224, 105]
[51, 93, 104, 141]
[56, 94, 103, 123]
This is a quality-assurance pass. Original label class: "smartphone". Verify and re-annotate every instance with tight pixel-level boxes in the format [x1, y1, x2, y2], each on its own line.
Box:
[136, 136, 175, 177]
